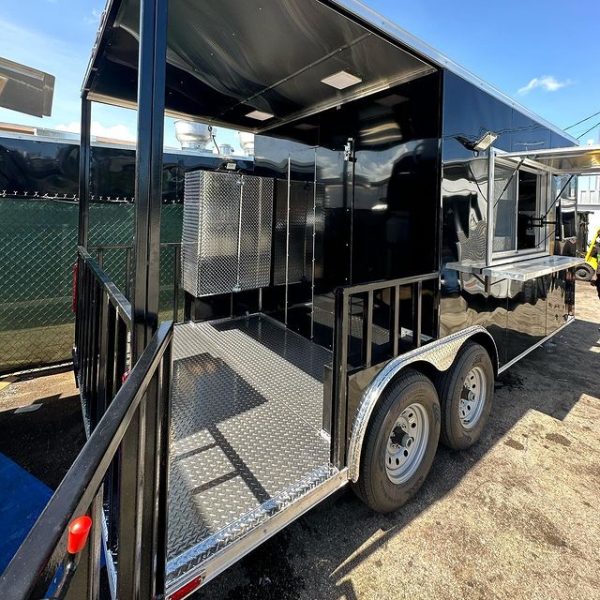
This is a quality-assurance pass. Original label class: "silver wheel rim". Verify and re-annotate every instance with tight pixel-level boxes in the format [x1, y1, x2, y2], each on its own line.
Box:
[459, 366, 486, 430]
[385, 403, 430, 485]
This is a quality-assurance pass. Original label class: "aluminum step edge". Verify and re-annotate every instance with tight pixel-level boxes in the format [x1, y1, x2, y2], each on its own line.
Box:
[165, 466, 348, 599]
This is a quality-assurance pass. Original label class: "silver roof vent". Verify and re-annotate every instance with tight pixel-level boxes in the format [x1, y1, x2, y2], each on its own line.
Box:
[175, 120, 213, 150]
[238, 131, 254, 156]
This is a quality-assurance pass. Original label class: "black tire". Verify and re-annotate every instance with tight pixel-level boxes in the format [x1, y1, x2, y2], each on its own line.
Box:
[353, 369, 440, 513]
[436, 342, 494, 450]
[575, 264, 594, 281]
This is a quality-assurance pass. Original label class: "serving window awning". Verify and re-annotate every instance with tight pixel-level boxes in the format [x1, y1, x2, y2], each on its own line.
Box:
[84, 0, 436, 132]
[498, 145, 600, 175]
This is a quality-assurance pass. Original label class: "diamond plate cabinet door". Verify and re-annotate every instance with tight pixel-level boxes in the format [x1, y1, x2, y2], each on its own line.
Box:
[181, 170, 273, 297]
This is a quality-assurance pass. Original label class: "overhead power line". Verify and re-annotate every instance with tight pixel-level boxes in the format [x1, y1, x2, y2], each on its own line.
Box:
[576, 119, 600, 140]
[564, 109, 600, 131]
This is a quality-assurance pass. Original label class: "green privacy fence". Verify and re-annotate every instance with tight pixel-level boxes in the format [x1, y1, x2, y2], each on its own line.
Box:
[0, 198, 183, 373]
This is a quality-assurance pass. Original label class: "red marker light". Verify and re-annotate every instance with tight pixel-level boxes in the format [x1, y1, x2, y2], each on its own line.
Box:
[67, 516, 93, 554]
[167, 575, 204, 600]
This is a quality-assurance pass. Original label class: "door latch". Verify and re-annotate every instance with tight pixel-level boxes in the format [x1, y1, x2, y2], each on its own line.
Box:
[344, 138, 355, 163]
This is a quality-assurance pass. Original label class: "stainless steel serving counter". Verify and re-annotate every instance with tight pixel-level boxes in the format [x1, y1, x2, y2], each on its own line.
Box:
[480, 255, 584, 281]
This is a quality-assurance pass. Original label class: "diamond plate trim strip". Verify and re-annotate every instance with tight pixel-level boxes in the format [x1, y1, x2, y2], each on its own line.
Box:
[347, 325, 498, 482]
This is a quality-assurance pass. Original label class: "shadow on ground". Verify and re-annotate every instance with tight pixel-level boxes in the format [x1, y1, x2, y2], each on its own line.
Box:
[0, 378, 85, 489]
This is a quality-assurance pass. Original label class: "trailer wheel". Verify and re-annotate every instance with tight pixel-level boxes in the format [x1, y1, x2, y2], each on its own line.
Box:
[574, 264, 594, 281]
[354, 369, 440, 513]
[437, 342, 494, 450]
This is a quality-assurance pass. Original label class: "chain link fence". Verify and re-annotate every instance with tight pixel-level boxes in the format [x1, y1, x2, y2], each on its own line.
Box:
[0, 198, 183, 374]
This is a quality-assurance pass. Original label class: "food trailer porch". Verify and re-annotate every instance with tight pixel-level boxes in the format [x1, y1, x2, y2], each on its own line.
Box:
[167, 315, 334, 583]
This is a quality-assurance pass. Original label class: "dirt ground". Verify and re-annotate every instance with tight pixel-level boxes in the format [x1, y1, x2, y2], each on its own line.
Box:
[0, 368, 84, 488]
[1, 282, 598, 600]
[199, 282, 600, 600]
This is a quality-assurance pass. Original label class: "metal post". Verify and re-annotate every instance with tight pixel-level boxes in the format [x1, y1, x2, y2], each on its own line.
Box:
[131, 0, 168, 361]
[486, 149, 495, 266]
[173, 244, 181, 322]
[393, 284, 400, 357]
[235, 175, 244, 290]
[413, 281, 422, 349]
[76, 98, 92, 358]
[78, 97, 91, 248]
[364, 290, 373, 368]
[310, 149, 317, 340]
[284, 157, 291, 325]
[331, 288, 349, 468]
[120, 0, 169, 598]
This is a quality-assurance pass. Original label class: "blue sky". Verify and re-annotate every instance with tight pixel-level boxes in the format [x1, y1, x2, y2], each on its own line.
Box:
[1, 0, 599, 150]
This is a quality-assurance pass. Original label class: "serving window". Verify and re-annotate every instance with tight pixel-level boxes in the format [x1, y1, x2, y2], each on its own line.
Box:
[491, 156, 551, 262]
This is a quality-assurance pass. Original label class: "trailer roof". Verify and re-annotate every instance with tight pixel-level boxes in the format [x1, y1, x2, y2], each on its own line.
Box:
[83, 0, 576, 143]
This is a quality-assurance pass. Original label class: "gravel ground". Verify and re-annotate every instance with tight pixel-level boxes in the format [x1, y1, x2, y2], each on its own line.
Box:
[1, 282, 598, 600]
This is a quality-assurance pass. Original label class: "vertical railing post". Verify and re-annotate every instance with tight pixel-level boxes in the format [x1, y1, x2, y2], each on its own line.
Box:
[75, 98, 91, 396]
[117, 404, 144, 599]
[78, 98, 91, 249]
[86, 488, 103, 600]
[364, 290, 373, 368]
[131, 0, 168, 360]
[154, 335, 172, 595]
[393, 284, 400, 357]
[120, 0, 169, 597]
[331, 288, 349, 468]
[96, 290, 110, 424]
[173, 244, 181, 322]
[89, 281, 102, 429]
[77, 258, 87, 391]
[413, 281, 422, 349]
[125, 246, 132, 299]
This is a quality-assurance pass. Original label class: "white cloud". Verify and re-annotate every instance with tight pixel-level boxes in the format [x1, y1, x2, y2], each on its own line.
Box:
[518, 75, 572, 95]
[56, 120, 136, 142]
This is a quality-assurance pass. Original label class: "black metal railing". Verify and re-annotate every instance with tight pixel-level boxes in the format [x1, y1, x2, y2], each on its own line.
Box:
[330, 272, 439, 467]
[0, 319, 173, 599]
[0, 247, 174, 599]
[75, 246, 133, 431]
[90, 242, 182, 323]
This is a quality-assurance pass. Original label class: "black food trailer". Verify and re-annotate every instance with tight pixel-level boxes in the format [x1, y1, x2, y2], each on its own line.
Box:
[3, 1, 600, 599]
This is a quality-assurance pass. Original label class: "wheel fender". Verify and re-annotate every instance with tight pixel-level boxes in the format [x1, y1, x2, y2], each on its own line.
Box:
[347, 325, 497, 482]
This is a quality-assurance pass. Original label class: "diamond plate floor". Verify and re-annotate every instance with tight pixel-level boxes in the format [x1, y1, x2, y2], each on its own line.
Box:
[167, 315, 332, 573]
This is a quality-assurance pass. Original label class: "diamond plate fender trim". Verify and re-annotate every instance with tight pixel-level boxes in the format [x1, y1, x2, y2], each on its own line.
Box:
[347, 325, 497, 482]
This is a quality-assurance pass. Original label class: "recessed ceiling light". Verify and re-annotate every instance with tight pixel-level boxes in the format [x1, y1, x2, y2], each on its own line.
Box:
[371, 203, 388, 211]
[245, 109, 274, 121]
[321, 70, 363, 90]
[375, 94, 409, 108]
